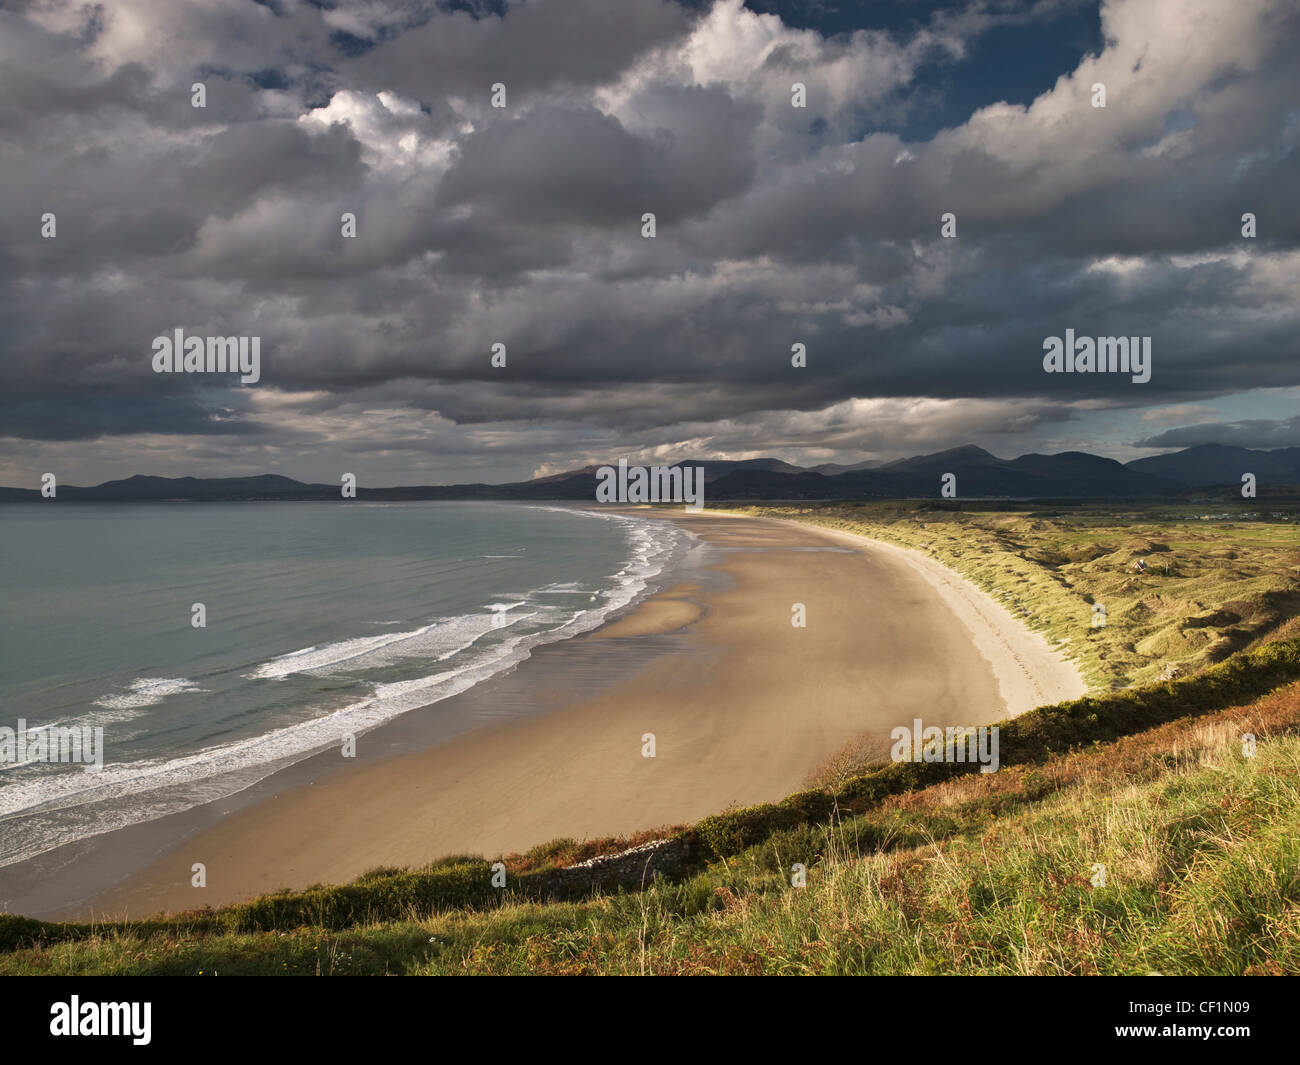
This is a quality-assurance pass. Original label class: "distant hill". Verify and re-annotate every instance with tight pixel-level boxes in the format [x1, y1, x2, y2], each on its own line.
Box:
[1125, 443, 1300, 488]
[879, 444, 1002, 474]
[807, 459, 883, 476]
[2, 443, 1296, 502]
[667, 458, 809, 482]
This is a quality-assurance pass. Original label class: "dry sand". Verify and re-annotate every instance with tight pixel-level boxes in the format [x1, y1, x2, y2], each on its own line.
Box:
[783, 520, 1087, 717]
[85, 509, 1085, 918]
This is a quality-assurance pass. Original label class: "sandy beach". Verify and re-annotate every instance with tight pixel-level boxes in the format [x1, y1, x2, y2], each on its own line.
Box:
[82, 508, 1085, 919]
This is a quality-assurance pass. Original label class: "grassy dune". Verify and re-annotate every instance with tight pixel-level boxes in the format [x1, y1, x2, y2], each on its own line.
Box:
[3, 503, 1298, 975]
[739, 501, 1300, 691]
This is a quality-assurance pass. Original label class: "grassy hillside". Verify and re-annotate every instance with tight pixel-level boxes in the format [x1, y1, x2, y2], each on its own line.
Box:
[4, 504, 1298, 975]
[4, 679, 1297, 975]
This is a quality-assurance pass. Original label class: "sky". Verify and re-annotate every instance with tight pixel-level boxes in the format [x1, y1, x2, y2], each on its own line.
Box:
[1, 0, 1298, 487]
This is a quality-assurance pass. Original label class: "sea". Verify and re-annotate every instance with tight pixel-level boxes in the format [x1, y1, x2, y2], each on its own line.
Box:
[0, 501, 691, 871]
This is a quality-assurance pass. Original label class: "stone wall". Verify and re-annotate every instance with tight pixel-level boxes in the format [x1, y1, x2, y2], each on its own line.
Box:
[536, 837, 696, 898]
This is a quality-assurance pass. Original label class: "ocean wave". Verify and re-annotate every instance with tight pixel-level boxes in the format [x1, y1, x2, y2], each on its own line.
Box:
[92, 677, 205, 710]
[245, 609, 535, 679]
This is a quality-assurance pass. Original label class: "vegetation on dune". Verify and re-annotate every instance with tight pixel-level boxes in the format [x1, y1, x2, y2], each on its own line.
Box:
[736, 500, 1300, 691]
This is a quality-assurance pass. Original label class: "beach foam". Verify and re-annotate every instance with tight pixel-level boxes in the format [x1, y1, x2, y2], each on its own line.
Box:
[92, 677, 205, 710]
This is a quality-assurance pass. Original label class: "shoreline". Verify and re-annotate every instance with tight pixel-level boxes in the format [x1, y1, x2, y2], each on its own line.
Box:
[0, 505, 706, 920]
[17, 507, 1084, 920]
[754, 515, 1087, 718]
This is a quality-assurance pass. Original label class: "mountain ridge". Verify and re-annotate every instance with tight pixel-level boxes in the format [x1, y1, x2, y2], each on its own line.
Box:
[3, 443, 1298, 502]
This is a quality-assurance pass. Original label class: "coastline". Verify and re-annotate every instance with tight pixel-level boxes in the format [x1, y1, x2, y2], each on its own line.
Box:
[31, 507, 1083, 920]
[759, 516, 1087, 718]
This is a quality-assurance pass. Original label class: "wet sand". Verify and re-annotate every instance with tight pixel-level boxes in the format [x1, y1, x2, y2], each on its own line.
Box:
[78, 508, 1085, 919]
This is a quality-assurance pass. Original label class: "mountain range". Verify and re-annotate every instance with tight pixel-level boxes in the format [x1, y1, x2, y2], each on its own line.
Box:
[2, 443, 1298, 503]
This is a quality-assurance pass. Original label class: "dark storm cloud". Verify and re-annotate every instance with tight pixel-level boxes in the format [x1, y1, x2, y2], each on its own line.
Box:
[345, 0, 694, 103]
[182, 122, 368, 215]
[1134, 415, 1300, 450]
[0, 0, 1297, 484]
[438, 89, 761, 226]
[0, 394, 260, 442]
